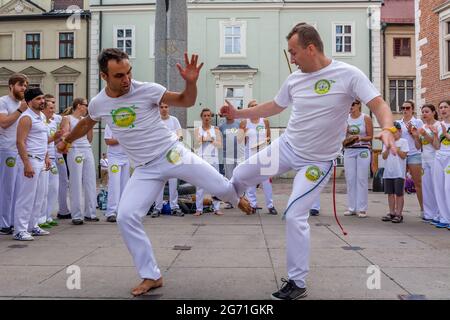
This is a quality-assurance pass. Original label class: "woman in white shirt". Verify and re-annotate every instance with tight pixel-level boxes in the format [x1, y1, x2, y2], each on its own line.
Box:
[399, 100, 424, 213]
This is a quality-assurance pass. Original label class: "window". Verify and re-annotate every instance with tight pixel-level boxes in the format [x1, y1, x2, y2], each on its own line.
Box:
[28, 84, 40, 89]
[0, 34, 13, 60]
[225, 87, 244, 109]
[113, 26, 135, 57]
[389, 79, 414, 112]
[59, 32, 74, 58]
[333, 23, 354, 55]
[439, 8, 450, 79]
[220, 20, 246, 57]
[393, 38, 411, 57]
[26, 33, 40, 60]
[59, 84, 73, 113]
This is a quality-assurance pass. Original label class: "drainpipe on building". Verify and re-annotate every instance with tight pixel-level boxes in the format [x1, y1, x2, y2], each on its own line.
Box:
[382, 22, 387, 101]
[97, 2, 103, 179]
[368, 6, 373, 119]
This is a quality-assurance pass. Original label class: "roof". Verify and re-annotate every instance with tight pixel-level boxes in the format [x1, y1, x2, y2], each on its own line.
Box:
[211, 65, 257, 71]
[381, 0, 415, 24]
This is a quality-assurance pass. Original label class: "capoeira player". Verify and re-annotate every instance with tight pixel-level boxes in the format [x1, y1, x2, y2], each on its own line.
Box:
[57, 48, 251, 296]
[221, 23, 396, 300]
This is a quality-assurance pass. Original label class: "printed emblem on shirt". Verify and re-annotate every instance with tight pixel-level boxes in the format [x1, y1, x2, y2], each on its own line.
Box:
[446, 166, 450, 175]
[360, 151, 369, 159]
[111, 106, 137, 128]
[50, 166, 58, 175]
[75, 156, 83, 164]
[5, 157, 16, 168]
[110, 164, 119, 173]
[166, 148, 182, 165]
[50, 129, 56, 137]
[305, 165, 322, 182]
[256, 125, 265, 132]
[314, 79, 333, 95]
[442, 135, 450, 146]
[420, 136, 430, 145]
[348, 125, 361, 135]
[57, 157, 65, 165]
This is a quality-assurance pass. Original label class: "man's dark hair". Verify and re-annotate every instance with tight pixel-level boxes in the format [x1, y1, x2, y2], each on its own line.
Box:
[287, 23, 324, 53]
[98, 48, 129, 74]
[8, 73, 28, 88]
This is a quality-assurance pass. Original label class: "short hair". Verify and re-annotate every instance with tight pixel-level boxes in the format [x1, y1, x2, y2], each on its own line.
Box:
[403, 100, 415, 108]
[287, 23, 324, 53]
[44, 94, 55, 100]
[200, 108, 212, 117]
[8, 73, 28, 87]
[98, 48, 129, 74]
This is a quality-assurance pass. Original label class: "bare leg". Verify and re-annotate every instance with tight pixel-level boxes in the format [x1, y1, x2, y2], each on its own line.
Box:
[388, 194, 395, 214]
[131, 277, 163, 296]
[396, 195, 405, 217]
[408, 164, 423, 211]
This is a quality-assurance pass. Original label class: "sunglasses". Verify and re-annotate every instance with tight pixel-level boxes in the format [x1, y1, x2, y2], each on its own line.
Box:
[401, 106, 412, 110]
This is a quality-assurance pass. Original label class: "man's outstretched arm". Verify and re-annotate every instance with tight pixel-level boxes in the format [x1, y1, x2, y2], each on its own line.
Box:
[220, 100, 285, 120]
[366, 96, 397, 155]
[56, 116, 98, 153]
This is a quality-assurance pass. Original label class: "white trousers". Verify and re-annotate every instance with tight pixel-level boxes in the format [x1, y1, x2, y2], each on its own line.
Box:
[0, 150, 19, 229]
[106, 156, 130, 217]
[39, 159, 59, 224]
[117, 142, 240, 279]
[195, 163, 221, 212]
[155, 178, 179, 211]
[433, 154, 450, 224]
[67, 148, 97, 220]
[56, 155, 70, 215]
[245, 147, 274, 209]
[14, 158, 46, 233]
[231, 136, 333, 288]
[224, 161, 238, 180]
[344, 148, 370, 212]
[422, 159, 439, 220]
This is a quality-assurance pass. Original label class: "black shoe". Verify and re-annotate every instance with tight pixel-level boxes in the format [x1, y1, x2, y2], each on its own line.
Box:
[72, 219, 84, 225]
[0, 227, 13, 235]
[267, 207, 278, 215]
[106, 215, 117, 223]
[271, 278, 308, 300]
[84, 217, 100, 222]
[309, 209, 320, 216]
[57, 213, 72, 219]
[171, 208, 184, 217]
[151, 209, 161, 218]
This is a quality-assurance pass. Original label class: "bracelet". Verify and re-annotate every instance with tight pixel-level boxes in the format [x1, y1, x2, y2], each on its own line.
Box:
[16, 109, 23, 114]
[382, 127, 397, 134]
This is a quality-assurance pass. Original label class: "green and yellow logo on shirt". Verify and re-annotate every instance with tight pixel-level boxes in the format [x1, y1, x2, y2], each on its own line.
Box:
[50, 129, 56, 137]
[305, 166, 322, 182]
[57, 157, 65, 165]
[348, 125, 361, 135]
[5, 157, 16, 168]
[110, 164, 119, 173]
[256, 125, 265, 132]
[75, 156, 83, 164]
[420, 136, 430, 145]
[50, 166, 58, 175]
[314, 79, 332, 95]
[111, 106, 137, 128]
[166, 148, 181, 165]
[446, 166, 450, 175]
[442, 136, 450, 146]
[360, 151, 369, 159]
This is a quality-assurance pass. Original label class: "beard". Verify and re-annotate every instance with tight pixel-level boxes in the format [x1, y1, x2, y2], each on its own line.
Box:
[12, 89, 25, 101]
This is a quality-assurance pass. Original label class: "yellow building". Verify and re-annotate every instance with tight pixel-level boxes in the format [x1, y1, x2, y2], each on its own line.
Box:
[0, 0, 90, 112]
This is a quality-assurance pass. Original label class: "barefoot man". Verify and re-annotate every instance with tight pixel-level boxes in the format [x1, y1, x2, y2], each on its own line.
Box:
[57, 48, 251, 296]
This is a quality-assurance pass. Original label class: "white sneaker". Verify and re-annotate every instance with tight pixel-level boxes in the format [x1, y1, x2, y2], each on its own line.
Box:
[358, 212, 368, 218]
[31, 227, 50, 236]
[13, 231, 34, 241]
[344, 211, 356, 216]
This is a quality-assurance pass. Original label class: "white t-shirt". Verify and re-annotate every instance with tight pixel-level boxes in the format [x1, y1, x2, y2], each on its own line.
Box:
[46, 115, 60, 159]
[383, 138, 409, 179]
[399, 117, 424, 156]
[274, 60, 380, 161]
[20, 108, 48, 159]
[438, 121, 450, 157]
[0, 95, 21, 152]
[162, 115, 181, 134]
[68, 115, 91, 148]
[104, 124, 128, 159]
[420, 122, 440, 163]
[100, 158, 109, 169]
[88, 80, 177, 167]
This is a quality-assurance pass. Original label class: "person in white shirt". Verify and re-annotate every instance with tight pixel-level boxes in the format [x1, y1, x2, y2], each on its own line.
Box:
[417, 104, 441, 223]
[38, 95, 64, 228]
[55, 107, 71, 220]
[151, 102, 183, 218]
[60, 98, 98, 225]
[399, 100, 424, 213]
[194, 108, 223, 216]
[104, 124, 130, 223]
[343, 100, 373, 218]
[220, 23, 396, 300]
[239, 100, 278, 215]
[0, 74, 29, 235]
[432, 100, 450, 229]
[57, 48, 251, 297]
[381, 122, 409, 223]
[100, 153, 109, 187]
[13, 88, 51, 241]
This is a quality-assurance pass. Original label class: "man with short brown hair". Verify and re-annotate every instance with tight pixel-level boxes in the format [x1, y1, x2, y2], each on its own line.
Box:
[0, 73, 29, 235]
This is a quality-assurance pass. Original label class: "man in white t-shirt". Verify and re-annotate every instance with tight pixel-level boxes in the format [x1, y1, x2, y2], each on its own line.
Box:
[100, 153, 109, 187]
[57, 48, 252, 297]
[220, 23, 397, 300]
[151, 102, 183, 217]
[0, 74, 29, 235]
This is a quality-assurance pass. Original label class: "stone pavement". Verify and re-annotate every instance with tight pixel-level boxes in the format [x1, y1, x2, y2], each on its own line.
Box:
[0, 178, 449, 300]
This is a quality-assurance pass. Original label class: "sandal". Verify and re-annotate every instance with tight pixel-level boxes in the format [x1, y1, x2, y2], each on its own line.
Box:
[193, 211, 202, 217]
[391, 215, 403, 223]
[381, 213, 394, 222]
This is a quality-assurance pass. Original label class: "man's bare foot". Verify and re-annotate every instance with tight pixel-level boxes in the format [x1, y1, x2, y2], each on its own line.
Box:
[193, 211, 202, 216]
[238, 197, 253, 215]
[131, 277, 163, 296]
[214, 210, 224, 216]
